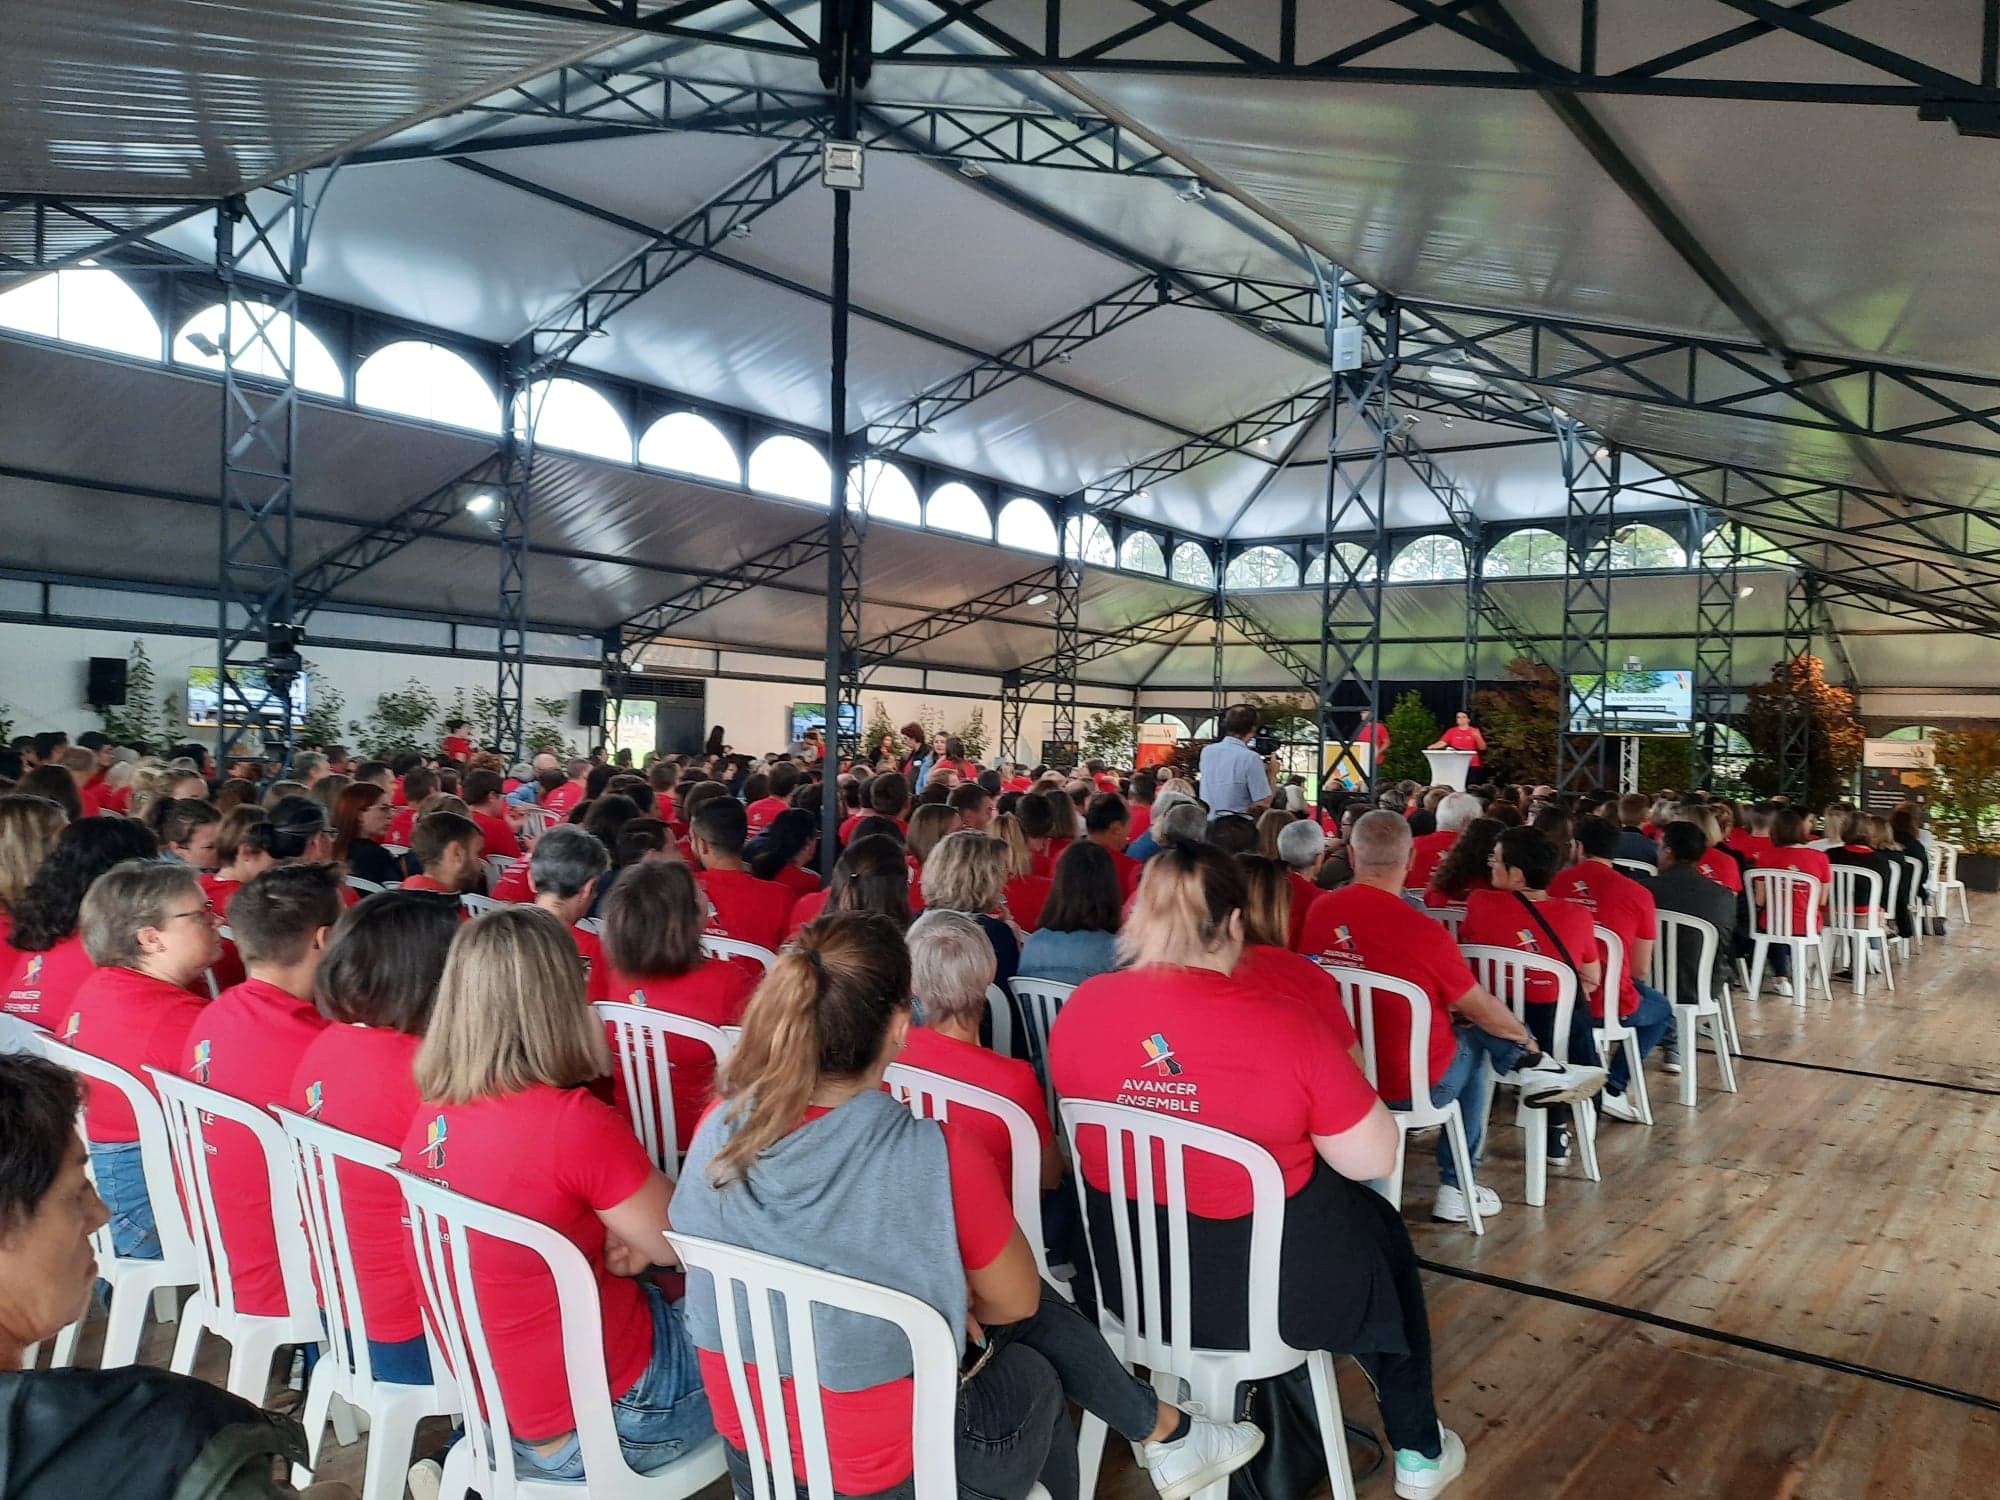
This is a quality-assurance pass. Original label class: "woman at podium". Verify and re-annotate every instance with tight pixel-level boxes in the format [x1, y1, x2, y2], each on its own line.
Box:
[1428, 711, 1487, 770]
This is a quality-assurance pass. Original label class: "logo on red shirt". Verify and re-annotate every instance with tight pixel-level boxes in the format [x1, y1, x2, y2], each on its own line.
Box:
[627, 988, 649, 1008]
[23, 954, 42, 986]
[1141, 1032, 1182, 1077]
[191, 1038, 213, 1084]
[1515, 928, 1540, 951]
[422, 1114, 448, 1170]
[60, 1011, 80, 1041]
[303, 1080, 324, 1119]
[1328, 924, 1354, 949]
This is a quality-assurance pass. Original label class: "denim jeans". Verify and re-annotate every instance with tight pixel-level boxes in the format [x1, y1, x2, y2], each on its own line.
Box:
[1608, 981, 1675, 1093]
[1414, 1025, 1532, 1188]
[368, 1334, 435, 1386]
[723, 1281, 1159, 1500]
[513, 1278, 713, 1481]
[88, 1140, 160, 1261]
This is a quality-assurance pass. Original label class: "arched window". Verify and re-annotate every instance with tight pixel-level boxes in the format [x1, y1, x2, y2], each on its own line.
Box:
[1062, 516, 1116, 566]
[1481, 527, 1567, 577]
[355, 341, 501, 433]
[1702, 525, 1798, 569]
[1119, 531, 1167, 576]
[1225, 546, 1299, 590]
[1388, 535, 1467, 582]
[1304, 544, 1379, 585]
[1193, 716, 1218, 740]
[1142, 712, 1190, 736]
[848, 460, 920, 525]
[925, 482, 992, 540]
[516, 378, 631, 463]
[638, 411, 740, 484]
[1882, 725, 1939, 742]
[172, 301, 343, 396]
[1607, 523, 1687, 570]
[748, 434, 832, 505]
[0, 267, 161, 361]
[1170, 542, 1215, 588]
[996, 498, 1059, 555]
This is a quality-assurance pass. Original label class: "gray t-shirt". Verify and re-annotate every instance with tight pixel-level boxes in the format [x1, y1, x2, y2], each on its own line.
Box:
[1197, 735, 1271, 818]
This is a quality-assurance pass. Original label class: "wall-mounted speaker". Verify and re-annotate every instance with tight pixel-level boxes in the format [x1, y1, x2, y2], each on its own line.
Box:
[87, 657, 128, 707]
[577, 689, 606, 728]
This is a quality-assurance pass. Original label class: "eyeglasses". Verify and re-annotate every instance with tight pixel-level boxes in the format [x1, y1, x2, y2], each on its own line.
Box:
[165, 900, 218, 923]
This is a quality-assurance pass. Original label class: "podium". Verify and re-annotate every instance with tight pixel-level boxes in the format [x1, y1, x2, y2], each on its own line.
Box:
[1424, 748, 1475, 792]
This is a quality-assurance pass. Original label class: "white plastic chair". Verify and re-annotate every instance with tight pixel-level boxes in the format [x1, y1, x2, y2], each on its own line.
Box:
[593, 1001, 737, 1175]
[1590, 927, 1652, 1126]
[483, 853, 519, 888]
[884, 1062, 1065, 1288]
[700, 935, 776, 973]
[1745, 868, 1829, 1004]
[1059, 1099, 1356, 1500]
[1826, 867, 1895, 997]
[344, 875, 385, 896]
[1896, 851, 1928, 954]
[1459, 945, 1600, 1207]
[1007, 975, 1076, 1118]
[147, 1068, 329, 1405]
[1431, 904, 1466, 940]
[983, 982, 1016, 1060]
[37, 1039, 199, 1368]
[665, 1232, 1051, 1500]
[575, 915, 604, 935]
[393, 1170, 728, 1500]
[274, 1109, 461, 1500]
[380, 843, 411, 859]
[1611, 858, 1656, 880]
[1649, 912, 1739, 1109]
[0, 1013, 42, 1052]
[1932, 840, 1970, 923]
[460, 893, 504, 918]
[1323, 965, 1482, 1234]
[519, 807, 554, 842]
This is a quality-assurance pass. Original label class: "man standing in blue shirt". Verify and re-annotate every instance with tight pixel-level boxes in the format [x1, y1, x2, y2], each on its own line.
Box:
[1197, 704, 1273, 820]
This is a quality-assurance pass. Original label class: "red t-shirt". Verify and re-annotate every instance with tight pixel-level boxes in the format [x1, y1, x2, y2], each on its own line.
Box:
[1695, 850, 1743, 894]
[1548, 862, 1656, 1018]
[490, 861, 533, 903]
[1028, 837, 1071, 881]
[1003, 875, 1050, 932]
[568, 920, 605, 991]
[1439, 725, 1484, 766]
[1126, 805, 1153, 844]
[695, 1106, 1014, 1495]
[398, 873, 455, 895]
[1092, 773, 1120, 793]
[1231, 943, 1358, 1053]
[1458, 889, 1598, 1010]
[1107, 847, 1143, 901]
[1049, 966, 1376, 1218]
[599, 962, 757, 1142]
[1298, 884, 1471, 1099]
[771, 864, 821, 901]
[785, 888, 830, 939]
[3, 933, 94, 1028]
[541, 781, 586, 821]
[1755, 845, 1832, 930]
[441, 736, 472, 762]
[386, 807, 418, 847]
[836, 812, 905, 846]
[1727, 829, 1772, 862]
[199, 873, 243, 913]
[745, 797, 787, 834]
[399, 1085, 656, 1441]
[898, 1025, 1052, 1185]
[1284, 872, 1322, 951]
[65, 966, 209, 1144]
[471, 810, 520, 860]
[1001, 776, 1033, 795]
[1425, 872, 1490, 908]
[289, 1025, 427, 1341]
[1406, 828, 1457, 890]
[182, 979, 330, 1317]
[697, 867, 792, 953]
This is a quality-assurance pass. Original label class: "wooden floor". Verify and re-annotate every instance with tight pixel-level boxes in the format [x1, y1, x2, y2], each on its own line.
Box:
[98, 895, 2000, 1498]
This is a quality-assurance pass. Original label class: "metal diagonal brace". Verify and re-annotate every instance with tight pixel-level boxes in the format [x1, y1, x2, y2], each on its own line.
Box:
[858, 567, 1060, 666]
[617, 529, 831, 668]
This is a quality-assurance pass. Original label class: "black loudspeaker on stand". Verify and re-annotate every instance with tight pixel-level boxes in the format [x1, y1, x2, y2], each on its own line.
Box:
[577, 689, 606, 728]
[87, 657, 128, 707]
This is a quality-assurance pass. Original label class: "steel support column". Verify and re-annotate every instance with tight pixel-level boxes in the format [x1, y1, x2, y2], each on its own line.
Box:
[1558, 428, 1619, 791]
[493, 374, 534, 760]
[1693, 515, 1739, 789]
[1048, 496, 1084, 764]
[1314, 263, 1396, 794]
[999, 673, 1024, 767]
[1462, 534, 1486, 714]
[1778, 571, 1813, 800]
[214, 178, 312, 771]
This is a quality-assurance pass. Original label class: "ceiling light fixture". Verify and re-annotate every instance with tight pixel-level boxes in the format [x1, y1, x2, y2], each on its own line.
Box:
[1739, 583, 1756, 599]
[465, 491, 498, 517]
[1175, 181, 1208, 203]
[185, 331, 222, 358]
[584, 325, 610, 339]
[1027, 592, 1049, 605]
[728, 222, 754, 239]
[1254, 435, 1270, 449]
[957, 160, 988, 179]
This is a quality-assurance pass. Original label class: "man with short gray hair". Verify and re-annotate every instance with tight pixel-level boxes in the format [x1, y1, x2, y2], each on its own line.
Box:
[529, 824, 612, 979]
[1152, 799, 1211, 853]
[1275, 818, 1329, 946]
[1408, 790, 1480, 889]
[1301, 810, 1604, 1224]
[508, 750, 562, 805]
[291, 751, 327, 787]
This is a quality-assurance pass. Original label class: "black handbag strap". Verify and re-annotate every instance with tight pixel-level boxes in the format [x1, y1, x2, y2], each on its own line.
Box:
[1513, 890, 1591, 995]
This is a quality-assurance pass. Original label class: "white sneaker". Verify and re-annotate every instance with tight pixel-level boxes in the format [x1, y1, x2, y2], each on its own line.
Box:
[1599, 1090, 1645, 1123]
[1144, 1409, 1264, 1500]
[1394, 1425, 1467, 1498]
[407, 1458, 443, 1500]
[1514, 1054, 1607, 1106]
[1774, 976, 1793, 997]
[1432, 1182, 1501, 1222]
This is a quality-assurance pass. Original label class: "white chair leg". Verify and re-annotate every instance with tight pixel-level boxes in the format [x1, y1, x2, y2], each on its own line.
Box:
[1306, 1351, 1358, 1500]
[1717, 987, 1742, 1057]
[1573, 1099, 1601, 1183]
[1677, 1011, 1698, 1109]
[294, 1370, 339, 1487]
[1442, 1109, 1482, 1236]
[329, 1385, 361, 1447]
[1955, 885, 1970, 922]
[1625, 1037, 1654, 1124]
[1075, 1411, 1109, 1500]
[223, 1327, 285, 1407]
[1711, 1017, 1738, 1093]
[1746, 940, 1767, 1002]
[1879, 937, 1897, 992]
[50, 1314, 81, 1368]
[1521, 1108, 1547, 1207]
[168, 1303, 205, 1376]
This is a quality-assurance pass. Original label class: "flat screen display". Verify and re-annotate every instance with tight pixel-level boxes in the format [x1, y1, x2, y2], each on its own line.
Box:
[1567, 669, 1691, 735]
[186, 667, 310, 728]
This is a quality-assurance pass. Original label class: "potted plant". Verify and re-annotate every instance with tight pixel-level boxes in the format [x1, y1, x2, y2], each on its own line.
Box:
[1928, 725, 2000, 891]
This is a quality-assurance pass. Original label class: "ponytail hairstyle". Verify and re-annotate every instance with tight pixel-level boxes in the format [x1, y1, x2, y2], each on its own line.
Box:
[709, 910, 911, 1186]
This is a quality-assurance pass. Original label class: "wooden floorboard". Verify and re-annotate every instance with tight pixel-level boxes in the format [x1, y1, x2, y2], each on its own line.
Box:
[80, 895, 2000, 1498]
